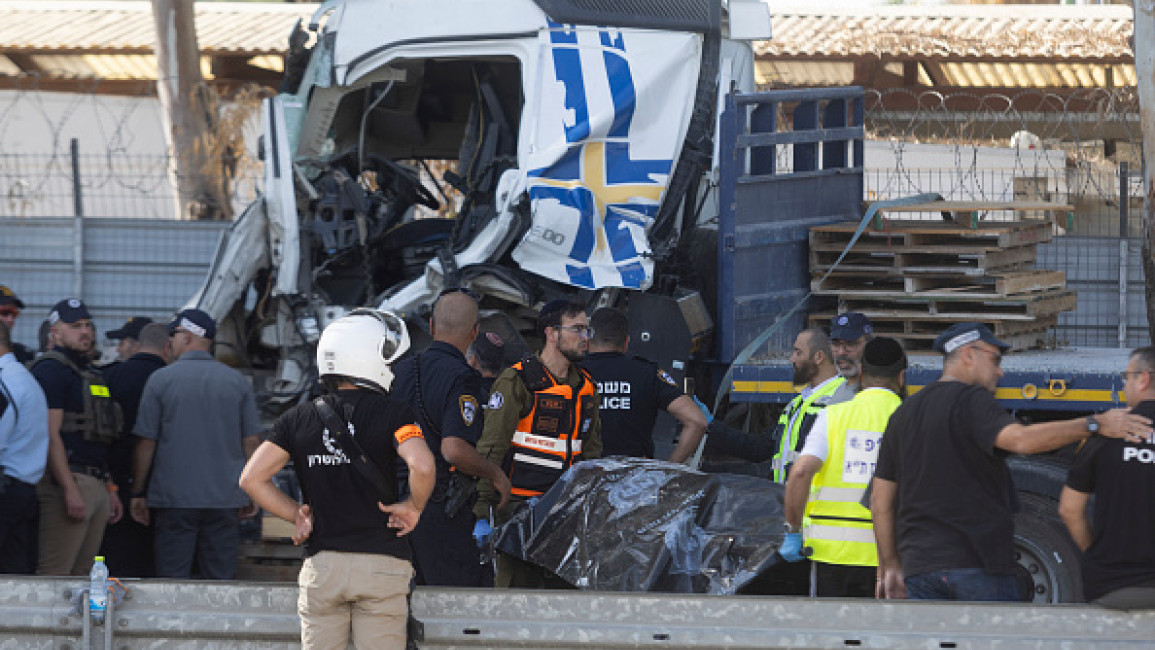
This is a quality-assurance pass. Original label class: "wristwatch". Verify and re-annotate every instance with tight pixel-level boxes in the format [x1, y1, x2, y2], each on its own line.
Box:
[1085, 415, 1100, 436]
[783, 522, 799, 534]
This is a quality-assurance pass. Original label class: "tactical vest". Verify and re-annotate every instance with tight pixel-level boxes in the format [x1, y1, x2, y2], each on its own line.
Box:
[33, 350, 123, 445]
[804, 388, 902, 567]
[771, 376, 847, 482]
[505, 357, 596, 498]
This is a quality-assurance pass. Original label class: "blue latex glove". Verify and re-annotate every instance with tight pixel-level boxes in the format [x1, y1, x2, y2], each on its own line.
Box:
[472, 518, 493, 548]
[692, 396, 713, 424]
[779, 532, 805, 562]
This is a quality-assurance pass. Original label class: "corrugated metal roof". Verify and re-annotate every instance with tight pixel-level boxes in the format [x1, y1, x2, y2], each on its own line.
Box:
[0, 1, 315, 55]
[758, 5, 1133, 63]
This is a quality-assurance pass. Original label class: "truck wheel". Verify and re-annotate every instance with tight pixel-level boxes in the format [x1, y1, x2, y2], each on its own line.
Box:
[1012, 493, 1083, 603]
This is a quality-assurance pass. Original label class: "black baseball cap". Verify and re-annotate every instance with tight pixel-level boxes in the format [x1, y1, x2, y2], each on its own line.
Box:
[933, 322, 1010, 355]
[473, 330, 505, 368]
[48, 298, 92, 324]
[830, 312, 873, 341]
[107, 316, 154, 340]
[0, 285, 23, 309]
[168, 309, 216, 339]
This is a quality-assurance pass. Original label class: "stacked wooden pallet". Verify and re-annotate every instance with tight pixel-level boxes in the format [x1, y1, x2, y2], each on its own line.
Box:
[808, 220, 1075, 351]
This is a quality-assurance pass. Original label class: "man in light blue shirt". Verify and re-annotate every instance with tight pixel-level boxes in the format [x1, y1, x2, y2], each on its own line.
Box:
[0, 319, 49, 574]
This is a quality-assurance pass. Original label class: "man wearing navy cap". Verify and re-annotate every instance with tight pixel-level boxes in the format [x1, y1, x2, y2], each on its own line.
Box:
[474, 298, 602, 587]
[31, 298, 125, 576]
[106, 316, 154, 363]
[130, 309, 261, 579]
[872, 322, 1153, 602]
[830, 312, 873, 391]
[0, 285, 35, 363]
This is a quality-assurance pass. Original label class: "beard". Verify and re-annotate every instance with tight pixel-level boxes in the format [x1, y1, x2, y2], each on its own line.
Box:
[792, 358, 817, 385]
[560, 342, 586, 363]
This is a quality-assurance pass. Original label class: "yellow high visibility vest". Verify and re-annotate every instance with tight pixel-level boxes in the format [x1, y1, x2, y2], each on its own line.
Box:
[804, 388, 901, 567]
[772, 376, 847, 482]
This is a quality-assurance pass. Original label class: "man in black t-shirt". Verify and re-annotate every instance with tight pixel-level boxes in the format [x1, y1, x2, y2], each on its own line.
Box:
[871, 322, 1152, 602]
[240, 310, 434, 649]
[1059, 346, 1155, 610]
[583, 307, 706, 463]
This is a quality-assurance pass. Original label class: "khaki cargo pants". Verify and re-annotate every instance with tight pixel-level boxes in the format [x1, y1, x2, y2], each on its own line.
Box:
[298, 550, 414, 650]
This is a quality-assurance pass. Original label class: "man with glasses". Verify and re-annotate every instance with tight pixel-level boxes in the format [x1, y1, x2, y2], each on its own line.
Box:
[129, 309, 261, 579]
[392, 289, 510, 587]
[1059, 347, 1155, 610]
[872, 322, 1152, 602]
[475, 299, 602, 587]
[830, 312, 873, 392]
[31, 299, 124, 575]
[0, 285, 35, 363]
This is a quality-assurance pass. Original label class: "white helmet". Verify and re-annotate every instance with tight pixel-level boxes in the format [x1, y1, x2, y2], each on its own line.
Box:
[315, 309, 410, 392]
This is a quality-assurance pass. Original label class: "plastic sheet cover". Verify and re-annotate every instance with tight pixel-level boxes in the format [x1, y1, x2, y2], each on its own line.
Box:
[493, 457, 786, 594]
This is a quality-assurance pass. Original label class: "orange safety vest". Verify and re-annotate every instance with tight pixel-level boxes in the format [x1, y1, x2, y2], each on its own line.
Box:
[505, 357, 596, 498]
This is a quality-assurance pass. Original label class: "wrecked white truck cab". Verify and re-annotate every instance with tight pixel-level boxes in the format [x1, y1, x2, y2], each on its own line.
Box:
[192, 0, 768, 408]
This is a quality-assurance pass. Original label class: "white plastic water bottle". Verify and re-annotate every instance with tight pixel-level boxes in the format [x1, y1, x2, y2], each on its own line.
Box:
[89, 556, 108, 623]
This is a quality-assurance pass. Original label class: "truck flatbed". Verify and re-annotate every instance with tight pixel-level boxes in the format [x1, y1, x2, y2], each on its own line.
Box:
[731, 347, 1132, 412]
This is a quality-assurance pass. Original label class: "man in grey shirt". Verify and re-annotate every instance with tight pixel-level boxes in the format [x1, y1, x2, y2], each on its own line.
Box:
[129, 309, 261, 579]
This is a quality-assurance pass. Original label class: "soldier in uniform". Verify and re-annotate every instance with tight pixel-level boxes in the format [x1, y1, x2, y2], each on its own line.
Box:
[582, 307, 706, 463]
[474, 299, 602, 588]
[32, 299, 124, 576]
[392, 290, 510, 587]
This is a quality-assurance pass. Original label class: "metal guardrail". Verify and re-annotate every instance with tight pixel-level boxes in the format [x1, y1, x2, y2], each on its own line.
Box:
[4, 577, 1155, 649]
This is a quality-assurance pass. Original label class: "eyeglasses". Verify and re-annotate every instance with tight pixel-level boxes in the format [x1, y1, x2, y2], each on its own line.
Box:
[558, 325, 594, 339]
[971, 346, 1003, 367]
[1121, 369, 1149, 382]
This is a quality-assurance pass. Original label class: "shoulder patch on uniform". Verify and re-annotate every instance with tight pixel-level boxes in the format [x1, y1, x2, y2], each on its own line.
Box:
[487, 391, 504, 411]
[657, 369, 677, 386]
[460, 395, 479, 426]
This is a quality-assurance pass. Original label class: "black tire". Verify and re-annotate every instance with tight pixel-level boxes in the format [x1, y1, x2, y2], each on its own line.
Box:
[1012, 492, 1084, 603]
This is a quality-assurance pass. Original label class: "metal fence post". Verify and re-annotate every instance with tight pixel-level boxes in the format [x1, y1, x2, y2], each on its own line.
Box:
[1119, 162, 1129, 348]
[70, 138, 85, 299]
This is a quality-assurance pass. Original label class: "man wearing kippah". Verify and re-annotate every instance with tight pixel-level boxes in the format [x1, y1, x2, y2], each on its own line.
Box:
[871, 322, 1153, 602]
[781, 337, 907, 597]
[129, 309, 261, 579]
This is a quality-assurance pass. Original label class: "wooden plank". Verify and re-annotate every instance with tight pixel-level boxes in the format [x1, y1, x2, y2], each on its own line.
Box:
[808, 314, 1058, 338]
[834, 289, 1077, 320]
[811, 246, 1037, 275]
[869, 200, 1074, 213]
[810, 220, 1052, 248]
[814, 272, 1068, 299]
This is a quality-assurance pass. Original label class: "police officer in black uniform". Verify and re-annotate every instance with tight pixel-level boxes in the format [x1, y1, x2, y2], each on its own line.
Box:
[392, 290, 510, 586]
[582, 307, 707, 463]
[31, 298, 124, 575]
[100, 320, 169, 577]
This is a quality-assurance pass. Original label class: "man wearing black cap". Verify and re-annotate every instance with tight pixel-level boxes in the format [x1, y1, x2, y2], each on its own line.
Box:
[871, 322, 1153, 602]
[830, 312, 873, 392]
[391, 290, 510, 587]
[31, 298, 125, 576]
[467, 330, 507, 401]
[106, 316, 154, 363]
[130, 309, 261, 579]
[0, 285, 35, 363]
[474, 298, 602, 588]
[100, 322, 169, 577]
[781, 337, 907, 597]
